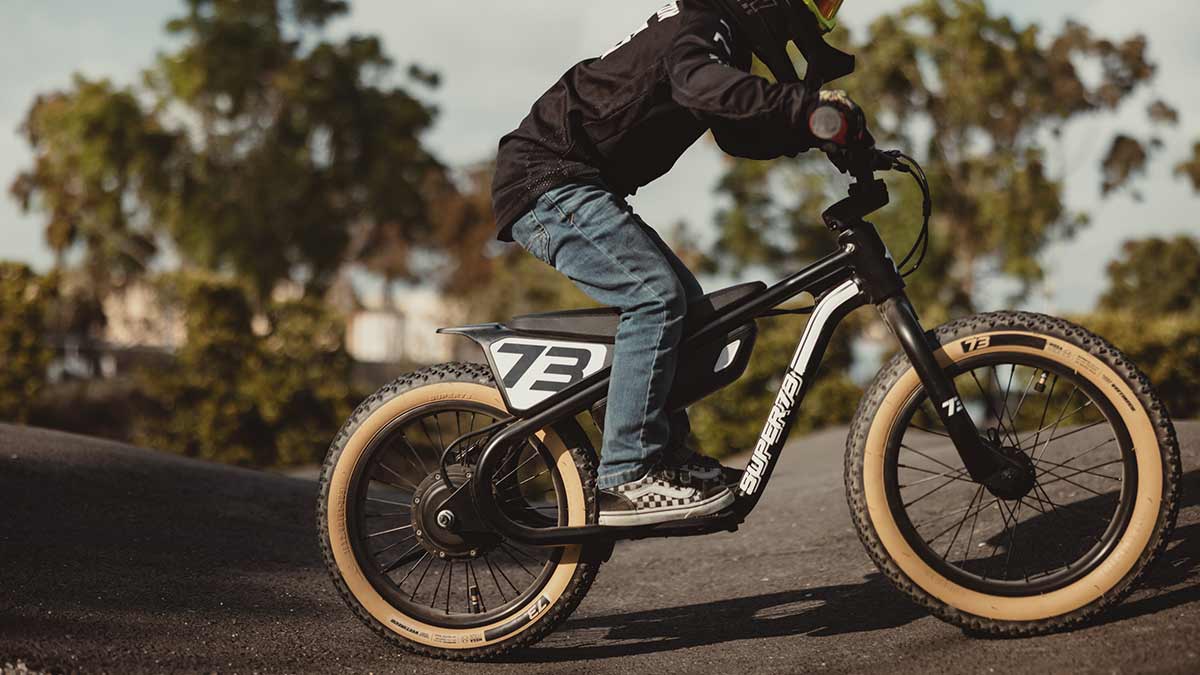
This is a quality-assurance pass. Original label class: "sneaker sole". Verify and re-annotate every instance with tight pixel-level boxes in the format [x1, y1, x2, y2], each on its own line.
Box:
[597, 489, 735, 527]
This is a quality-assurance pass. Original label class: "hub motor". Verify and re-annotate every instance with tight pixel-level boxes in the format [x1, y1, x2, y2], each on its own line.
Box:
[411, 468, 499, 560]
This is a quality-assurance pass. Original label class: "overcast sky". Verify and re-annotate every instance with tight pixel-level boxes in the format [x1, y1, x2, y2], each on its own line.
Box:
[2, 1, 1197, 312]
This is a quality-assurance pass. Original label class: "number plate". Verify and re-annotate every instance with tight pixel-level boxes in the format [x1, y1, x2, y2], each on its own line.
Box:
[489, 338, 611, 410]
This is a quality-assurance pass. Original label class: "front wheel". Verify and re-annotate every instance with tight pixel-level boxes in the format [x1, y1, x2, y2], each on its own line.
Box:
[846, 311, 1180, 636]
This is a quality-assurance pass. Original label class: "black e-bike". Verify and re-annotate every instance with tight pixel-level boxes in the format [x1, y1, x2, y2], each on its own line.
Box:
[317, 74, 1181, 665]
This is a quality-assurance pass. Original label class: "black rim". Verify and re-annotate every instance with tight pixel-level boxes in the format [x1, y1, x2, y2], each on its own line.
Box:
[347, 401, 569, 628]
[883, 352, 1138, 597]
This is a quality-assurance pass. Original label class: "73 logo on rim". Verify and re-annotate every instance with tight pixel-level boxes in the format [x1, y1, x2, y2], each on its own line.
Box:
[961, 336, 992, 353]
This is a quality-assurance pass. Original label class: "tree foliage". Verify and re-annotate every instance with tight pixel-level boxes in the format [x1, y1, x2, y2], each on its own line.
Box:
[712, 0, 1163, 314]
[1099, 236, 1200, 315]
[1078, 310, 1200, 420]
[693, 0, 1175, 452]
[12, 0, 448, 306]
[0, 263, 55, 423]
[133, 272, 353, 466]
[10, 78, 171, 300]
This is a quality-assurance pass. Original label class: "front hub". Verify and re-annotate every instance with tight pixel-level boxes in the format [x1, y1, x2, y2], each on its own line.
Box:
[412, 468, 499, 559]
[982, 441, 1037, 501]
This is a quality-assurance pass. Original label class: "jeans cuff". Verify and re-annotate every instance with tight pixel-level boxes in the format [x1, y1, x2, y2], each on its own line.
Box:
[597, 466, 651, 490]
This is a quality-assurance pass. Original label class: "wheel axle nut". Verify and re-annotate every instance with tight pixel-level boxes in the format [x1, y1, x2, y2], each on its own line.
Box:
[436, 510, 456, 530]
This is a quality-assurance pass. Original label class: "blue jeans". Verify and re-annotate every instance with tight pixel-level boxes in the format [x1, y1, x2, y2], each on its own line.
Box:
[509, 183, 704, 489]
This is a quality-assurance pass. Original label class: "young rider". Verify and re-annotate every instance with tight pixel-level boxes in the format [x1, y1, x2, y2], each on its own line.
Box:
[491, 0, 861, 526]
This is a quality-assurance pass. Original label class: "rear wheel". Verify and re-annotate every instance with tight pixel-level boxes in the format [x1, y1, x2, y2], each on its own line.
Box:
[318, 363, 602, 660]
[846, 311, 1180, 635]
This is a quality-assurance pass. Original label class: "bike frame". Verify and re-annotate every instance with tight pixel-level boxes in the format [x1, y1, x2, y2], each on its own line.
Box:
[454, 178, 1004, 547]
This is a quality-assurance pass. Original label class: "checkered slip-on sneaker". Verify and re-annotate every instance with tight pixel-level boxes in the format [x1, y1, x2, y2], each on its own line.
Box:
[598, 467, 735, 526]
[671, 451, 745, 489]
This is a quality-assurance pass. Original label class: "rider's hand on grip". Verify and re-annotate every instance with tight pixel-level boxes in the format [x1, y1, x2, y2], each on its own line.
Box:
[807, 90, 874, 172]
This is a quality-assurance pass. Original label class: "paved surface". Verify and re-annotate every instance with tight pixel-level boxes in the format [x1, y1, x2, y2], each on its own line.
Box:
[1, 422, 1198, 674]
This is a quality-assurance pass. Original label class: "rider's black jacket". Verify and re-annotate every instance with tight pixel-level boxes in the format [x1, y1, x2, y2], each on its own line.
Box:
[491, 0, 812, 238]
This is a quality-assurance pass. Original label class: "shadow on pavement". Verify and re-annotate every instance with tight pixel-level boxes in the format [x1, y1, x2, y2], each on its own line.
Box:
[516, 469, 1200, 661]
[513, 573, 927, 662]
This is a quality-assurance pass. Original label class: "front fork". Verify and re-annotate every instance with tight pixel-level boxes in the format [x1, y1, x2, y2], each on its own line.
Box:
[876, 295, 1005, 482]
[831, 183, 1005, 484]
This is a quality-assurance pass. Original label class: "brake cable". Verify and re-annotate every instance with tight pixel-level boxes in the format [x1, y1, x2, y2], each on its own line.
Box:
[882, 149, 933, 278]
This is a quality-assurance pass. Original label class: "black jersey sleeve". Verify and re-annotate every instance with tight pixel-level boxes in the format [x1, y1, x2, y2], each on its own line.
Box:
[665, 10, 812, 159]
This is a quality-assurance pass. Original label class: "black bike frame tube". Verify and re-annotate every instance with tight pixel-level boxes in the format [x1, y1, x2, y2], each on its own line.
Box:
[876, 296, 1004, 481]
[732, 278, 867, 513]
[469, 250, 859, 546]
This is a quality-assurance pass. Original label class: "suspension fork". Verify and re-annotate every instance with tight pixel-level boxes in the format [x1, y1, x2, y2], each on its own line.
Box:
[834, 206, 1006, 484]
[876, 295, 1005, 482]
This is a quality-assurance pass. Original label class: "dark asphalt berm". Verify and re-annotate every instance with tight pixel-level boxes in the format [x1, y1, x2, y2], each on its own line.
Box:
[1, 422, 1197, 674]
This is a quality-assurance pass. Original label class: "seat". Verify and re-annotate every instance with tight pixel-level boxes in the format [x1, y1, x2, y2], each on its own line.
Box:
[507, 281, 767, 341]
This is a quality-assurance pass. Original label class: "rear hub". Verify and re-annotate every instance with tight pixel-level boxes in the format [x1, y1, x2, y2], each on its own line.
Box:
[411, 468, 499, 560]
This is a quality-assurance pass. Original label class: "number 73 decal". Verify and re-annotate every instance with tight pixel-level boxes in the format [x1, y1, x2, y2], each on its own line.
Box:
[489, 338, 610, 410]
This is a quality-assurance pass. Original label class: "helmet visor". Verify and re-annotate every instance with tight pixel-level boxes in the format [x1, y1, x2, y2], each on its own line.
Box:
[801, 0, 843, 31]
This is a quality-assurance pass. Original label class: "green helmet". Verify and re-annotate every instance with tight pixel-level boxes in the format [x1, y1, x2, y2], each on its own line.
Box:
[711, 0, 853, 86]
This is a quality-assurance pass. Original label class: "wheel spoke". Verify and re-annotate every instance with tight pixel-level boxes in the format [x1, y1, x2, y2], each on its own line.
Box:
[381, 542, 425, 574]
[371, 534, 416, 556]
[970, 369, 1017, 447]
[410, 554, 436, 601]
[1033, 479, 1109, 526]
[495, 449, 542, 487]
[992, 365, 1022, 447]
[1034, 465, 1111, 498]
[897, 463, 973, 488]
[962, 486, 985, 566]
[911, 424, 950, 438]
[915, 497, 997, 532]
[367, 524, 414, 539]
[518, 467, 551, 487]
[943, 483, 985, 559]
[378, 461, 420, 490]
[1023, 420, 1108, 455]
[1009, 368, 1040, 432]
[491, 554, 521, 593]
[1035, 455, 1122, 484]
[432, 413, 446, 452]
[1031, 373, 1059, 451]
[483, 554, 509, 600]
[500, 544, 537, 578]
[903, 474, 961, 508]
[429, 560, 449, 609]
[398, 433, 431, 475]
[926, 496, 996, 546]
[366, 496, 411, 508]
[900, 444, 961, 474]
[1001, 499, 1027, 582]
[396, 551, 430, 586]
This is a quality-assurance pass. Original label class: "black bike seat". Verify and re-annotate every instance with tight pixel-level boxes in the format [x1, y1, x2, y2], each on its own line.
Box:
[507, 281, 767, 341]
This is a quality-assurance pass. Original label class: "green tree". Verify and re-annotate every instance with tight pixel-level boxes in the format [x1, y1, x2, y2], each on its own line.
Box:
[1099, 236, 1200, 315]
[712, 0, 1165, 315]
[133, 272, 352, 466]
[1078, 311, 1200, 419]
[10, 77, 173, 337]
[0, 263, 54, 423]
[692, 0, 1172, 454]
[12, 0, 449, 307]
